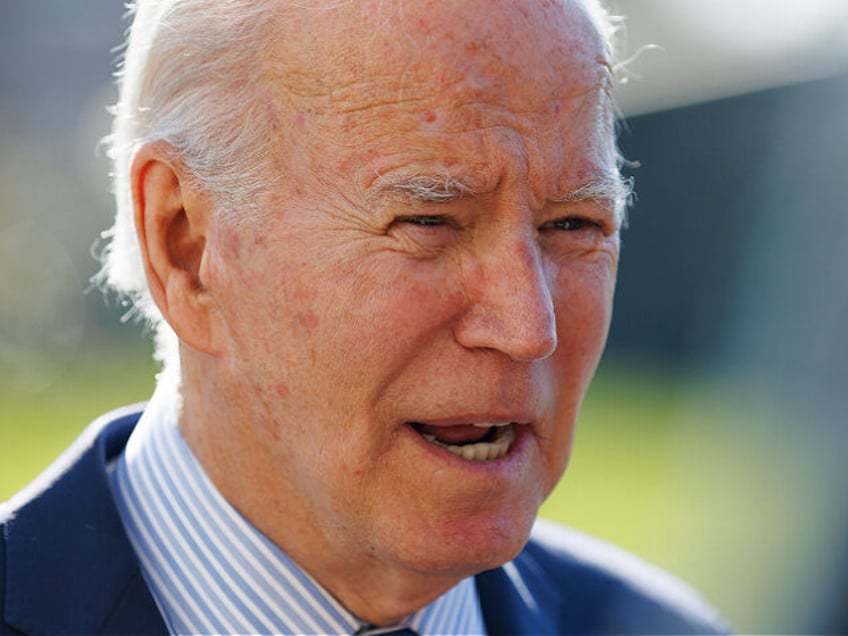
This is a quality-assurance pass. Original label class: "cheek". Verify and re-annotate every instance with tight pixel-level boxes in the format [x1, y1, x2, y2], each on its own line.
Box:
[207, 245, 317, 392]
[556, 258, 616, 332]
[343, 256, 463, 342]
[548, 258, 617, 398]
[538, 263, 616, 493]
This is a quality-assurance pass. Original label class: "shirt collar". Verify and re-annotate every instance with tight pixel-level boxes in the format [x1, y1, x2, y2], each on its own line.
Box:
[111, 386, 486, 635]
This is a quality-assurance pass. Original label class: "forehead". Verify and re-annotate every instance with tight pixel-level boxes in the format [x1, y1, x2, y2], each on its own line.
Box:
[263, 0, 614, 193]
[266, 0, 610, 108]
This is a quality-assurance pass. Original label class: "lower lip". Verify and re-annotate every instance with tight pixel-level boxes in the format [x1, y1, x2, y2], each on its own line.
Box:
[402, 422, 530, 472]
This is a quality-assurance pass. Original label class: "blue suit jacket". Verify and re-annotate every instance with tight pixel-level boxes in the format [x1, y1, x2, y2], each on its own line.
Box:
[1, 406, 727, 635]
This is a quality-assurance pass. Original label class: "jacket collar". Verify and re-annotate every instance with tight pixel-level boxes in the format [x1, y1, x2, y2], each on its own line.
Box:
[476, 558, 555, 636]
[3, 405, 167, 635]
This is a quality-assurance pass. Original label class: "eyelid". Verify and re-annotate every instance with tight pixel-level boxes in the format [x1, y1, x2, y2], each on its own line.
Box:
[550, 175, 632, 229]
[393, 214, 452, 227]
[540, 216, 596, 231]
[546, 198, 620, 233]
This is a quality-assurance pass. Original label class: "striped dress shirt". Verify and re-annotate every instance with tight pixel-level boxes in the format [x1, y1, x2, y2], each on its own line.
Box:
[110, 386, 486, 635]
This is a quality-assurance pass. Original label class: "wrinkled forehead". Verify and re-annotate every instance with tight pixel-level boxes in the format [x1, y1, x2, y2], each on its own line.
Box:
[264, 0, 612, 114]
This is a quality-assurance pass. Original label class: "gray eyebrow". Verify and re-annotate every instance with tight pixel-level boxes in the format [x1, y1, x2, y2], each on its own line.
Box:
[377, 173, 635, 221]
[552, 175, 634, 225]
[381, 174, 475, 203]
[551, 175, 634, 205]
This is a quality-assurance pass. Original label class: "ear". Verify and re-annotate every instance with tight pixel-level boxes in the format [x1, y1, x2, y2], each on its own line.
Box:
[131, 143, 223, 355]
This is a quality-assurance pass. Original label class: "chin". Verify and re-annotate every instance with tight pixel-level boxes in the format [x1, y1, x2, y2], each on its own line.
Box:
[387, 505, 539, 579]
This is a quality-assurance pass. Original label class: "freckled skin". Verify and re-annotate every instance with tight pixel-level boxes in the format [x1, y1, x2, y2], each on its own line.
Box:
[178, 0, 619, 626]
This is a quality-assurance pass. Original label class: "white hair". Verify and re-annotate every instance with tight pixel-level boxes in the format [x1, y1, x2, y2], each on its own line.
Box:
[95, 0, 622, 383]
[96, 0, 281, 378]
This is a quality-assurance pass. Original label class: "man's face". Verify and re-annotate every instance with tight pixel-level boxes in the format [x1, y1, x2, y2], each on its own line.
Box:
[202, 0, 619, 583]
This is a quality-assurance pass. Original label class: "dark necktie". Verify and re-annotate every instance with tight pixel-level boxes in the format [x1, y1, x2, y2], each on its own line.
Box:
[354, 626, 417, 636]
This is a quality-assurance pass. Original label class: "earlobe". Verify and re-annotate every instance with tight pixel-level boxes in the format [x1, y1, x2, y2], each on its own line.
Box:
[132, 143, 222, 355]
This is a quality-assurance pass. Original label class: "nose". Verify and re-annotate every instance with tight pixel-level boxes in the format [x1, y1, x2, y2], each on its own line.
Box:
[454, 233, 558, 361]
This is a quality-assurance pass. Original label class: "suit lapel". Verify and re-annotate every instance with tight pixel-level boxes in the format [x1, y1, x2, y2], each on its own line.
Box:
[476, 560, 557, 636]
[3, 406, 167, 635]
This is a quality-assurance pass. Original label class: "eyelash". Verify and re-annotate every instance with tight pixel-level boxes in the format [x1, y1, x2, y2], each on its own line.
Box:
[396, 215, 451, 227]
[398, 215, 598, 232]
[541, 217, 598, 232]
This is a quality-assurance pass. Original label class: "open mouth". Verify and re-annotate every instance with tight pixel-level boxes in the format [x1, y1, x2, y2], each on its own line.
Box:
[410, 421, 516, 461]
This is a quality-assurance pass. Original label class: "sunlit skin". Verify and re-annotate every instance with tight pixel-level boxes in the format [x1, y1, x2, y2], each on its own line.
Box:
[133, 0, 622, 626]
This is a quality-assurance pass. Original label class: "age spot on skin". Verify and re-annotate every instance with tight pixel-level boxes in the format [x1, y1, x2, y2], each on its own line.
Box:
[297, 312, 319, 329]
[263, 95, 282, 131]
[219, 224, 242, 259]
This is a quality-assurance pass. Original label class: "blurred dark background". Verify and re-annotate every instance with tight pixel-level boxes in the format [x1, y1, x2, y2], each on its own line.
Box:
[1, 2, 846, 633]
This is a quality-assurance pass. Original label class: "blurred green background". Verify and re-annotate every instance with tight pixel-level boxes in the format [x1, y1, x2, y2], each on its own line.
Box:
[2, 2, 847, 633]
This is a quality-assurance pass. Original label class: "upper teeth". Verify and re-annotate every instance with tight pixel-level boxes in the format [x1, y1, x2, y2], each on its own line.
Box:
[472, 421, 512, 428]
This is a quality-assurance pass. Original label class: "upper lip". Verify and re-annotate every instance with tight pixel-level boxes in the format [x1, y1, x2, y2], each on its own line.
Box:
[406, 414, 534, 428]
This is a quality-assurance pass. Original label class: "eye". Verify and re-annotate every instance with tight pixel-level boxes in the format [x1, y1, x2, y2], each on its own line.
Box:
[396, 215, 449, 227]
[541, 216, 598, 232]
[386, 213, 459, 256]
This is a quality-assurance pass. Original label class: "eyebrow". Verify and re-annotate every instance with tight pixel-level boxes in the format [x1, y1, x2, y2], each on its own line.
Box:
[552, 175, 635, 225]
[551, 175, 633, 205]
[378, 172, 635, 218]
[381, 174, 475, 203]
